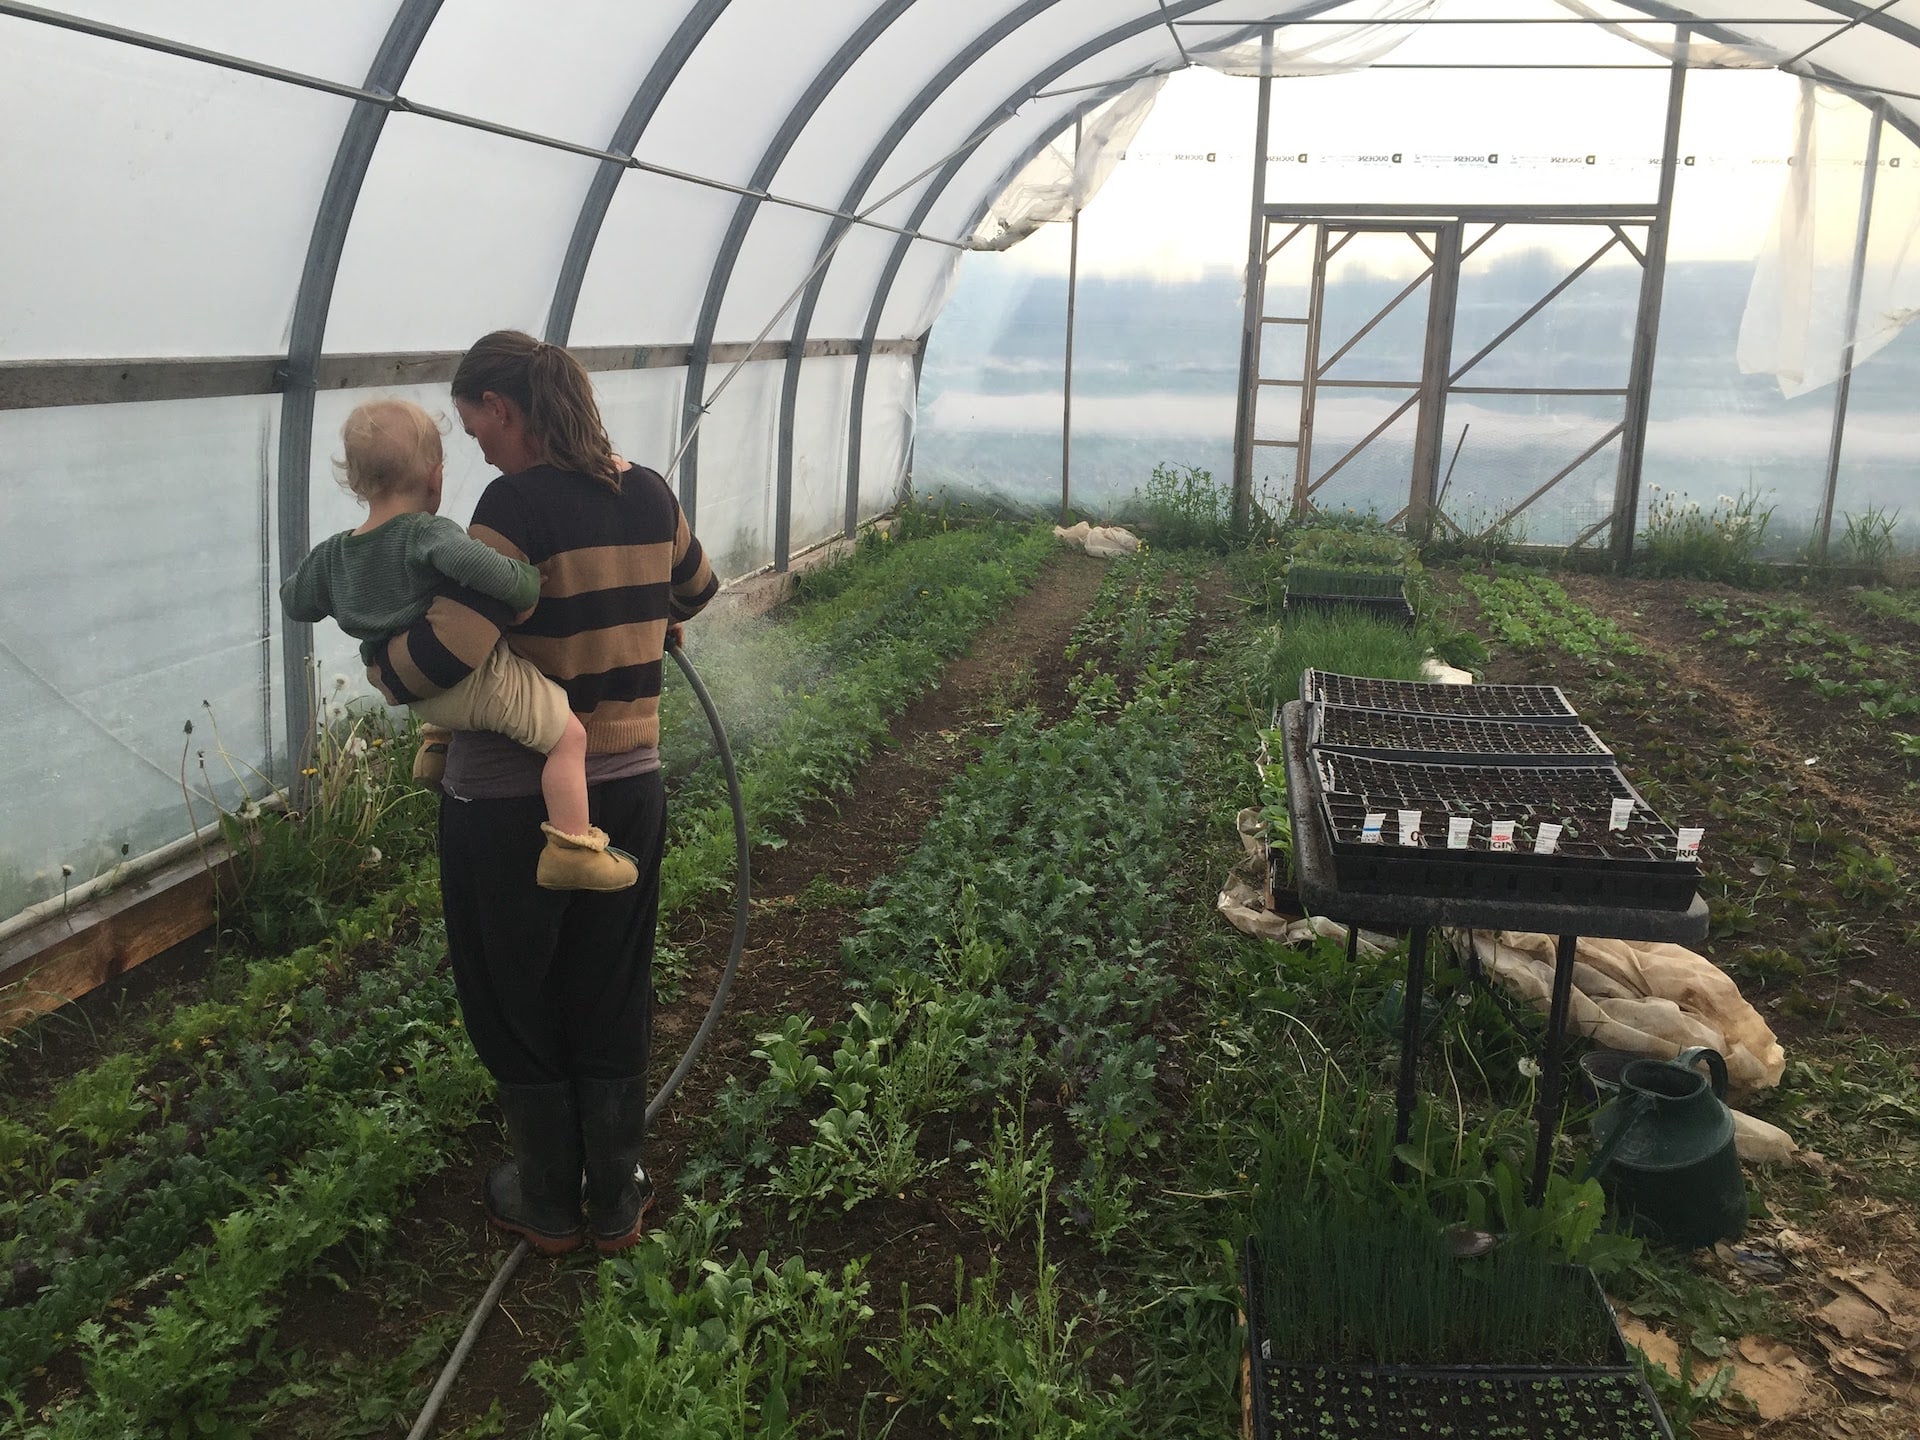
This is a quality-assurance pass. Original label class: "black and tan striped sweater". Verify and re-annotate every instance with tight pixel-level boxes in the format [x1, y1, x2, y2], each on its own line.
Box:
[368, 463, 718, 754]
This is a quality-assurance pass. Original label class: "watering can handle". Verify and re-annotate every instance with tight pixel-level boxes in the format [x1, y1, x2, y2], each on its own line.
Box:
[1674, 1046, 1729, 1100]
[1581, 1092, 1655, 1182]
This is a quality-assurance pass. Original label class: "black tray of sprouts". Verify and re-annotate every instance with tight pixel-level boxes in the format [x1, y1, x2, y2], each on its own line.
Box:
[1283, 566, 1415, 626]
[1302, 670, 1579, 724]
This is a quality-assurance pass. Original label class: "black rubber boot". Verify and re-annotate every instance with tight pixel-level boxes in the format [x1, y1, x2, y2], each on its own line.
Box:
[485, 1082, 585, 1255]
[577, 1076, 654, 1253]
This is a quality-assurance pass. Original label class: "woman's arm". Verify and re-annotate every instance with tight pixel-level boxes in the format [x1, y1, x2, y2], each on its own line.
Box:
[667, 502, 719, 622]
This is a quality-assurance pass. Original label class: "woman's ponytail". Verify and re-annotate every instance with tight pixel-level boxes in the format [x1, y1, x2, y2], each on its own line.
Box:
[451, 331, 621, 491]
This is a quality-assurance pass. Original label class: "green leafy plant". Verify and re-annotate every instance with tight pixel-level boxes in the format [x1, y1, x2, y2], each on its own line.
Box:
[1636, 485, 1776, 583]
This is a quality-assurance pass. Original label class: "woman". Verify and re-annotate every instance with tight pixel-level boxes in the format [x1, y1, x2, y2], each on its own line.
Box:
[370, 330, 717, 1255]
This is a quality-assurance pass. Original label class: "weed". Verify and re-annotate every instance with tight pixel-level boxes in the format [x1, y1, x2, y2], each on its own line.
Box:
[1838, 505, 1900, 580]
[1636, 486, 1776, 584]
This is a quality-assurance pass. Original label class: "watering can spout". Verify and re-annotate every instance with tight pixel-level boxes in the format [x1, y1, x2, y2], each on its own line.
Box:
[1587, 1047, 1747, 1250]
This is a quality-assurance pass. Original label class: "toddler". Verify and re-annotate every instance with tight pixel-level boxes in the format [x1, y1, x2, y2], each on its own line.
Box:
[280, 398, 637, 891]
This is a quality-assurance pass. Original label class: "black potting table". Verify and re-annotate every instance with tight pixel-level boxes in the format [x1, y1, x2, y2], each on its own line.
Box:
[1278, 702, 1709, 1202]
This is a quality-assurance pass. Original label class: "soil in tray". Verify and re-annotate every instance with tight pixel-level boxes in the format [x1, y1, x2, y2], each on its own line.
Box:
[1304, 671, 1578, 722]
[1262, 1367, 1671, 1440]
[1310, 706, 1613, 760]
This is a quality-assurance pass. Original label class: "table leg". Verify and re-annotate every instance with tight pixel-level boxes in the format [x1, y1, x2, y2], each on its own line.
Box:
[1530, 932, 1580, 1204]
[1391, 925, 1429, 1180]
[1346, 924, 1359, 966]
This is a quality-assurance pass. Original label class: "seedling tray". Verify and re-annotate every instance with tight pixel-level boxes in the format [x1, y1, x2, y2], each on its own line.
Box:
[1309, 753, 1699, 909]
[1303, 671, 1580, 723]
[1308, 704, 1613, 765]
[1243, 1240, 1674, 1440]
[1285, 567, 1416, 626]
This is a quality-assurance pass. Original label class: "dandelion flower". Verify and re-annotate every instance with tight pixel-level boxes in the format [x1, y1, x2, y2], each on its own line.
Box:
[345, 736, 368, 760]
[365, 846, 382, 865]
[1517, 1056, 1542, 1080]
[331, 673, 350, 692]
[236, 799, 262, 822]
[324, 700, 347, 723]
[300, 766, 319, 777]
[60, 863, 74, 878]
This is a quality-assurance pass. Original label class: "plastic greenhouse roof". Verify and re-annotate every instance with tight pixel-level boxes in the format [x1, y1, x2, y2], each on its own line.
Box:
[3, 0, 1916, 380]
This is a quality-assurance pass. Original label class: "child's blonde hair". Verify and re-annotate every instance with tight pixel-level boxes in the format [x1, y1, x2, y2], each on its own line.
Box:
[334, 398, 446, 501]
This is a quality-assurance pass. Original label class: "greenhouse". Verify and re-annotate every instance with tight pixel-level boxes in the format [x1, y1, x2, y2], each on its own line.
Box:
[2, 1, 1918, 1436]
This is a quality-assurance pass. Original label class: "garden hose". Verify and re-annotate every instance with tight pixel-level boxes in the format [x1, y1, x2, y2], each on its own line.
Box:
[407, 637, 751, 1440]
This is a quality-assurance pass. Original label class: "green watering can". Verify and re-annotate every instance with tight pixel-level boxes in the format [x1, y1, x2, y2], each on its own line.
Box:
[1587, 1046, 1747, 1250]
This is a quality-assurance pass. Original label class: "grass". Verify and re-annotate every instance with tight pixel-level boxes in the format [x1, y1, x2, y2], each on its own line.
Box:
[1237, 606, 1433, 714]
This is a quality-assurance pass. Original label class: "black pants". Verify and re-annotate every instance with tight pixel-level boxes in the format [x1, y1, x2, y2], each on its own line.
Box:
[439, 771, 665, 1086]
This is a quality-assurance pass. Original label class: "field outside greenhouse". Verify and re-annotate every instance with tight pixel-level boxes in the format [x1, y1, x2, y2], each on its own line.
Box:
[2, 488, 1917, 1440]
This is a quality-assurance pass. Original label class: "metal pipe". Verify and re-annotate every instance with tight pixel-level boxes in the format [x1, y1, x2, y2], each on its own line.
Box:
[1061, 116, 1082, 524]
[1610, 27, 1690, 571]
[275, 0, 442, 791]
[1231, 32, 1275, 533]
[1816, 98, 1885, 562]
[680, 0, 921, 537]
[545, 0, 729, 345]
[1779, 0, 1904, 67]
[1409, 222, 1462, 542]
[1295, 225, 1329, 517]
[1530, 933, 1583, 1204]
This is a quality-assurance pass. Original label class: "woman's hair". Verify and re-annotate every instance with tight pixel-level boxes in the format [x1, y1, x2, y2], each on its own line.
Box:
[451, 330, 621, 490]
[334, 398, 445, 501]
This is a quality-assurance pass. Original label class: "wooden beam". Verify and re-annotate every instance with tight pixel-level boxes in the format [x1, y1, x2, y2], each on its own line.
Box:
[0, 849, 230, 1033]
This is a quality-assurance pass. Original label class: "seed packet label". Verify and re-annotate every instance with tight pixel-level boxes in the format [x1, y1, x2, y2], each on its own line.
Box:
[1447, 816, 1474, 850]
[1397, 809, 1422, 846]
[1677, 826, 1704, 859]
[1534, 823, 1563, 855]
[1361, 812, 1386, 844]
[1490, 820, 1516, 852]
[1609, 797, 1636, 831]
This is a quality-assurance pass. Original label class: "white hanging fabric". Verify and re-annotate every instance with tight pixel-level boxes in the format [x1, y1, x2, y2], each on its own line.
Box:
[968, 75, 1169, 253]
[1739, 79, 1920, 398]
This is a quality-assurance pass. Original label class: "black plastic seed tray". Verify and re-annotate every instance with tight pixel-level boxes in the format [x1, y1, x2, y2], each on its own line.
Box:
[1309, 703, 1613, 764]
[1285, 565, 1408, 598]
[1242, 1239, 1674, 1440]
[1285, 567, 1415, 626]
[1310, 753, 1698, 909]
[1303, 669, 1580, 723]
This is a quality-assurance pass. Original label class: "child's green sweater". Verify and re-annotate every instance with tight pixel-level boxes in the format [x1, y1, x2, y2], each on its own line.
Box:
[280, 512, 541, 665]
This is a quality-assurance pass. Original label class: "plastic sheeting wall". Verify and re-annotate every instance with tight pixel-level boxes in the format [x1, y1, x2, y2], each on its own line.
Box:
[0, 396, 276, 918]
